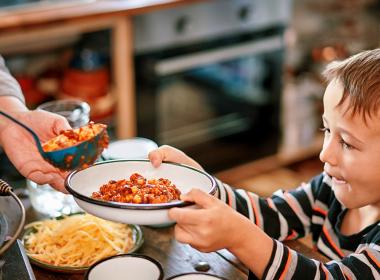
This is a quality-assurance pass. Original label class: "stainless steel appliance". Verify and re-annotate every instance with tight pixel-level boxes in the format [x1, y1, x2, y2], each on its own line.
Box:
[133, 0, 293, 172]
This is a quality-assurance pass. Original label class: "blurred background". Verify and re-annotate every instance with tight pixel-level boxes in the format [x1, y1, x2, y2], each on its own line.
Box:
[1, 0, 379, 192]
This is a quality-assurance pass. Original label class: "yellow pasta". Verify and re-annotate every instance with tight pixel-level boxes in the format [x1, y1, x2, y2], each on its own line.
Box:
[23, 213, 134, 267]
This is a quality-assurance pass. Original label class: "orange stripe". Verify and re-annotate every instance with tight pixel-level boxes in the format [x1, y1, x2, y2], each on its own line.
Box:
[313, 207, 327, 216]
[366, 250, 380, 269]
[321, 265, 329, 278]
[247, 192, 260, 227]
[322, 226, 344, 258]
[285, 230, 298, 241]
[343, 272, 352, 280]
[279, 250, 292, 280]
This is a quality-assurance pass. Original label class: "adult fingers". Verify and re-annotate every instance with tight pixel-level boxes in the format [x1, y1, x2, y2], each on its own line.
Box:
[49, 173, 68, 193]
[52, 113, 71, 134]
[29, 171, 67, 193]
[20, 159, 68, 193]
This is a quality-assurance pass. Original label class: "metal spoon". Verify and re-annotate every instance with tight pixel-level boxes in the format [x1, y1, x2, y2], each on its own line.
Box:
[0, 110, 109, 170]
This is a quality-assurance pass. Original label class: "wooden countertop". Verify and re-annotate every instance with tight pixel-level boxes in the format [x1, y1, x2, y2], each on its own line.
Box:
[0, 0, 206, 32]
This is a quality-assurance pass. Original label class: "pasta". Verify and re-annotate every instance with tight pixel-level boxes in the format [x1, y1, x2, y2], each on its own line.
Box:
[42, 122, 107, 152]
[23, 213, 134, 267]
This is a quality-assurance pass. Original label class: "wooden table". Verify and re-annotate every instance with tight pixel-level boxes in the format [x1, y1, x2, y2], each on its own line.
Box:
[30, 227, 249, 280]
[25, 204, 248, 280]
[24, 202, 328, 280]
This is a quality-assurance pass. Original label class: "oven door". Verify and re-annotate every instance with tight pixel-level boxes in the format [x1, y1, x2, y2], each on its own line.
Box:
[136, 31, 284, 172]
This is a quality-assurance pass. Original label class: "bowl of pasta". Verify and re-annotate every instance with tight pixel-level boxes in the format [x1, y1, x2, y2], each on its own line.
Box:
[65, 159, 217, 225]
[21, 213, 143, 273]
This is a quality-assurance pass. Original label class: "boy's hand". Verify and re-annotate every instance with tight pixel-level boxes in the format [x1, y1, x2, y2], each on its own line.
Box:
[168, 188, 250, 252]
[148, 145, 203, 170]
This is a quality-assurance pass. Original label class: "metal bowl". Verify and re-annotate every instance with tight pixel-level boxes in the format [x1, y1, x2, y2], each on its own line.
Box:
[65, 159, 217, 225]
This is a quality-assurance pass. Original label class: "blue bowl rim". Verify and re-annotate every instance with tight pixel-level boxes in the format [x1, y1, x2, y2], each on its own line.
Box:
[84, 253, 164, 280]
[65, 159, 217, 210]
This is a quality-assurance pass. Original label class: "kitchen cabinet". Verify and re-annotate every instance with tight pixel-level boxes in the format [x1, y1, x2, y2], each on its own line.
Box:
[0, 0, 206, 139]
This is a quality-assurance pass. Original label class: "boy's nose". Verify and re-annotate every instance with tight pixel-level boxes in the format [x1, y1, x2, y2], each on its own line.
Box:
[319, 138, 338, 166]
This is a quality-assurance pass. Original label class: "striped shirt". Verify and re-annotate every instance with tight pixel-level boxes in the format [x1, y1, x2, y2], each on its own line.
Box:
[216, 172, 380, 279]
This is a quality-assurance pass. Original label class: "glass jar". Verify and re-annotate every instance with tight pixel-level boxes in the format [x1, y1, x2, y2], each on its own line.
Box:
[26, 180, 82, 217]
[26, 99, 90, 217]
[36, 99, 90, 128]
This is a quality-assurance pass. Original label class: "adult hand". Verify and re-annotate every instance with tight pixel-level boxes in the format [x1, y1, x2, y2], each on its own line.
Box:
[148, 145, 203, 170]
[168, 188, 251, 252]
[0, 110, 71, 192]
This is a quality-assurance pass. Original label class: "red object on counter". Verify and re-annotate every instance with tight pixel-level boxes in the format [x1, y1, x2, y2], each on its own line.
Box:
[61, 68, 109, 99]
[59, 67, 114, 121]
[15, 75, 49, 108]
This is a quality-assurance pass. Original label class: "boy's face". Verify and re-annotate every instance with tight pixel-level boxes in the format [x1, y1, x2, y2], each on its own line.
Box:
[319, 79, 380, 209]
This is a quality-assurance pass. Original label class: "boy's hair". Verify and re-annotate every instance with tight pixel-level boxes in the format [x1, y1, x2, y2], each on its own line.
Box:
[322, 48, 380, 121]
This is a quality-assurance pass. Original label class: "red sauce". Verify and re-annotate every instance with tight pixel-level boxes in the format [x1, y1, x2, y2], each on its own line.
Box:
[43, 122, 107, 152]
[91, 173, 181, 204]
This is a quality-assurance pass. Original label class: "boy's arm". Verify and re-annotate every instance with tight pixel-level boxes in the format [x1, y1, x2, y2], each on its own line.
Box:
[218, 174, 380, 279]
[215, 173, 327, 241]
[250, 237, 380, 280]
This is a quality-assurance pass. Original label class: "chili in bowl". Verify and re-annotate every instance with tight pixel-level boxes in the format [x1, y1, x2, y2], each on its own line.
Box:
[65, 159, 217, 225]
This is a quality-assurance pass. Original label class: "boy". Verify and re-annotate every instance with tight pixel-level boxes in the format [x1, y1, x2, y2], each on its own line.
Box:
[148, 49, 380, 279]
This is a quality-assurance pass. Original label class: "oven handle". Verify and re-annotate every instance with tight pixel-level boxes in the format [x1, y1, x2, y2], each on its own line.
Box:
[154, 34, 284, 76]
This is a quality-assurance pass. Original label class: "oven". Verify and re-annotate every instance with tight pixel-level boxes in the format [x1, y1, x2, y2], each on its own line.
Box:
[133, 0, 292, 172]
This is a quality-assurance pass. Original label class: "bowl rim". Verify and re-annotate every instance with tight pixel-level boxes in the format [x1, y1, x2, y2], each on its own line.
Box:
[65, 159, 217, 210]
[84, 253, 164, 280]
[166, 272, 229, 280]
[21, 215, 144, 273]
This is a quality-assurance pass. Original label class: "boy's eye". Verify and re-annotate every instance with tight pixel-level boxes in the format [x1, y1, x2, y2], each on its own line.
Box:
[319, 127, 330, 134]
[340, 139, 354, 150]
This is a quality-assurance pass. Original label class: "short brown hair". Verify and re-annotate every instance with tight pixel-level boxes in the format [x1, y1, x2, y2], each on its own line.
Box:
[323, 48, 380, 121]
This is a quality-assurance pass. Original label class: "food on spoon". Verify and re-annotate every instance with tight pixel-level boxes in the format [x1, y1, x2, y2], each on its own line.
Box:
[23, 213, 135, 267]
[42, 122, 108, 152]
[91, 173, 181, 204]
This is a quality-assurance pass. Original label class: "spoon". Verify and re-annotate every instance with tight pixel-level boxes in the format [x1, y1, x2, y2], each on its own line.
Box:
[0, 110, 109, 170]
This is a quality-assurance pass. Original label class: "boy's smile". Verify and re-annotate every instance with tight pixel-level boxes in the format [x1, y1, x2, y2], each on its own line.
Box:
[331, 176, 351, 194]
[319, 79, 380, 211]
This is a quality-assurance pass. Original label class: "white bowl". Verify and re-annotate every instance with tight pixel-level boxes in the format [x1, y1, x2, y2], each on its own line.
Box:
[101, 138, 158, 160]
[65, 159, 216, 225]
[84, 254, 163, 280]
[167, 273, 228, 280]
